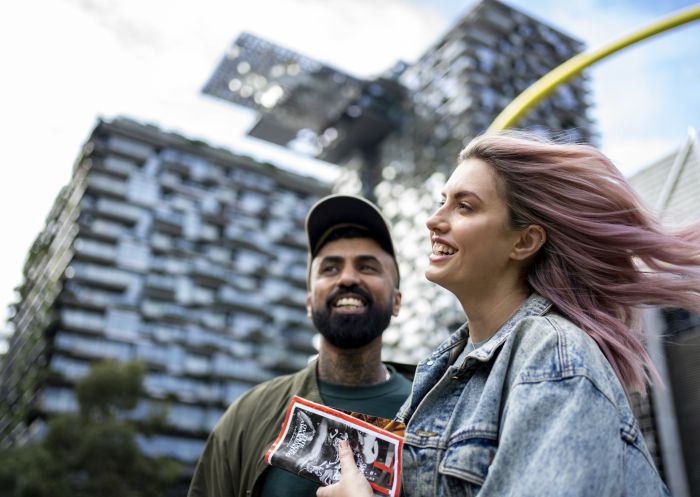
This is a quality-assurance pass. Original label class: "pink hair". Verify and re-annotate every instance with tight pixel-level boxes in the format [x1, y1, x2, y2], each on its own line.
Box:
[460, 132, 700, 394]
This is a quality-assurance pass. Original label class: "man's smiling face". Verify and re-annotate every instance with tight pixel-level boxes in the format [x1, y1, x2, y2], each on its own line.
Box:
[306, 237, 400, 349]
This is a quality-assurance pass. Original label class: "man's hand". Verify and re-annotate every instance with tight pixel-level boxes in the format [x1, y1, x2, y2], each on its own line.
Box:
[316, 441, 373, 497]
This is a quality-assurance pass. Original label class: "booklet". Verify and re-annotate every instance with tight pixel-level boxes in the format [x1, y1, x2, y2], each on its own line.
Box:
[265, 396, 405, 497]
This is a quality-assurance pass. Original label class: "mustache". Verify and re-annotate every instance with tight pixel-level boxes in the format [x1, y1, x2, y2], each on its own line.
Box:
[324, 285, 373, 307]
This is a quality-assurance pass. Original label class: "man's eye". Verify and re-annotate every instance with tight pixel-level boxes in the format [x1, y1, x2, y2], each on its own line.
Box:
[321, 266, 338, 274]
[359, 264, 378, 273]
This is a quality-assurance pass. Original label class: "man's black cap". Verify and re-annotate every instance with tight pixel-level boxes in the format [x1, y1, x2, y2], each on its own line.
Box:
[305, 194, 399, 286]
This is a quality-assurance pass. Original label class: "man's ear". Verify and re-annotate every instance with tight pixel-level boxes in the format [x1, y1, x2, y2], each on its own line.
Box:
[392, 289, 402, 317]
[305, 294, 312, 318]
[510, 224, 546, 261]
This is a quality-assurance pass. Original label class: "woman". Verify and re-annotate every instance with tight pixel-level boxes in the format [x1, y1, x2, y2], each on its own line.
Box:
[319, 132, 700, 497]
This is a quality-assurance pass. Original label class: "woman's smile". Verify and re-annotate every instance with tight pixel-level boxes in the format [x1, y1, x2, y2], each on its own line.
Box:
[429, 236, 457, 262]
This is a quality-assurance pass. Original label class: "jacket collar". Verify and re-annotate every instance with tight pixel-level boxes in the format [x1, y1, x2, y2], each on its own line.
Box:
[430, 292, 553, 365]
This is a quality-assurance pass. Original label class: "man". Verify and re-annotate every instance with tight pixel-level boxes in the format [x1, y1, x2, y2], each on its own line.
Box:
[188, 194, 412, 497]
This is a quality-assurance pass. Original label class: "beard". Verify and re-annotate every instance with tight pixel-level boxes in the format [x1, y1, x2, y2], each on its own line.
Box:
[311, 285, 394, 349]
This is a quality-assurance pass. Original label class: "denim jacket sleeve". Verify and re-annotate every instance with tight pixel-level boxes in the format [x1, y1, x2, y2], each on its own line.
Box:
[478, 375, 623, 497]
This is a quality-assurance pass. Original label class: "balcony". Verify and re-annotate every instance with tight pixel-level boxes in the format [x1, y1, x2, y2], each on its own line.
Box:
[148, 323, 186, 343]
[211, 354, 271, 383]
[69, 263, 136, 290]
[140, 301, 192, 322]
[61, 308, 105, 333]
[95, 198, 143, 224]
[276, 230, 307, 249]
[88, 219, 131, 240]
[144, 274, 177, 298]
[102, 155, 137, 176]
[126, 174, 159, 207]
[136, 434, 204, 463]
[40, 387, 79, 414]
[269, 306, 309, 327]
[134, 343, 170, 370]
[50, 355, 91, 382]
[153, 208, 184, 235]
[218, 286, 269, 316]
[190, 259, 228, 285]
[263, 279, 306, 307]
[185, 326, 228, 351]
[196, 311, 227, 330]
[106, 136, 153, 161]
[150, 232, 175, 251]
[87, 173, 128, 198]
[54, 333, 131, 362]
[73, 239, 118, 263]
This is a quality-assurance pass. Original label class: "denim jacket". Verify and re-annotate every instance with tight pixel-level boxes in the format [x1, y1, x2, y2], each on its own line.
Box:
[396, 293, 669, 497]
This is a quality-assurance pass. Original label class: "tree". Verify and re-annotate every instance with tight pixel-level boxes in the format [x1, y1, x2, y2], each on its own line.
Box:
[0, 360, 181, 497]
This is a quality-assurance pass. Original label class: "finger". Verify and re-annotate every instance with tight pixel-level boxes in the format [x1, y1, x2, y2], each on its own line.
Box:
[316, 485, 332, 497]
[337, 440, 357, 473]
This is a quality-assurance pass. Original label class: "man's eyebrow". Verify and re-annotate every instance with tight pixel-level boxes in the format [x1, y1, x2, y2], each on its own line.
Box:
[318, 254, 384, 267]
[355, 255, 381, 264]
[319, 255, 343, 264]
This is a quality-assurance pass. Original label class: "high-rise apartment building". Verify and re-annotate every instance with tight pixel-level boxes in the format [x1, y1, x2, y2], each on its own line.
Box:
[203, 0, 596, 362]
[0, 117, 330, 463]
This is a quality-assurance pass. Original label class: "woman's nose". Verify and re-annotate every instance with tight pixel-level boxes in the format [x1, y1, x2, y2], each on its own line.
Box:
[426, 209, 448, 234]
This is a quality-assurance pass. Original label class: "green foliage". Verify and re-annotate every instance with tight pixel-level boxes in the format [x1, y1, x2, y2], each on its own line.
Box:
[75, 359, 144, 418]
[0, 360, 182, 497]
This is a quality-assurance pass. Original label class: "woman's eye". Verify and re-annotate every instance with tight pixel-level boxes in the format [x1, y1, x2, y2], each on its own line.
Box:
[458, 203, 473, 211]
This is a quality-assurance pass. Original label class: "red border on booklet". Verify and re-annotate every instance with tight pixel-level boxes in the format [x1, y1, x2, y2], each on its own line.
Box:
[264, 396, 404, 497]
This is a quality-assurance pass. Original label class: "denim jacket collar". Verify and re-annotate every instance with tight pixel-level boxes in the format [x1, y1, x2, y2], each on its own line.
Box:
[428, 292, 552, 364]
[398, 293, 551, 423]
[465, 292, 552, 364]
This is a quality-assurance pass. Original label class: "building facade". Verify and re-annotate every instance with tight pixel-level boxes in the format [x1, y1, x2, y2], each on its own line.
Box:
[372, 0, 595, 362]
[0, 117, 330, 464]
[628, 129, 700, 497]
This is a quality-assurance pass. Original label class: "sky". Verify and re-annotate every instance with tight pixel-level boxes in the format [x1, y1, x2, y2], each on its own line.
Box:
[1, 0, 699, 341]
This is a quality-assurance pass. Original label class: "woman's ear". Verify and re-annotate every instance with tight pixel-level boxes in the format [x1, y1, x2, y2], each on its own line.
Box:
[511, 224, 546, 261]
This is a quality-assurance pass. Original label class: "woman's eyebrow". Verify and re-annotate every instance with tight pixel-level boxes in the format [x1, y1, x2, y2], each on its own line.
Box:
[452, 190, 483, 202]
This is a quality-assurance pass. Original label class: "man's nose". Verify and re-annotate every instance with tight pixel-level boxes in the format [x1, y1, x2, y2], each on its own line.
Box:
[337, 266, 361, 286]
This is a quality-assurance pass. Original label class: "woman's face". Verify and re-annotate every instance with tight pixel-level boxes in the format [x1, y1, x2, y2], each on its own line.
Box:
[425, 158, 523, 299]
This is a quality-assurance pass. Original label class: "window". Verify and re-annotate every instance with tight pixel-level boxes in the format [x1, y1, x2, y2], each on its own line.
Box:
[137, 434, 205, 463]
[42, 387, 78, 413]
[184, 354, 210, 375]
[50, 356, 91, 381]
[105, 309, 140, 340]
[117, 240, 150, 272]
[127, 174, 159, 207]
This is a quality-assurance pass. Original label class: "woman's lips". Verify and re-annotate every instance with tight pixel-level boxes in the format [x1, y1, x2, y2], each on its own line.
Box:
[430, 237, 457, 263]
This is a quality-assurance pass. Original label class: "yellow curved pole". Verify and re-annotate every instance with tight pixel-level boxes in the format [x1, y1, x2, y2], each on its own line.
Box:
[488, 4, 700, 132]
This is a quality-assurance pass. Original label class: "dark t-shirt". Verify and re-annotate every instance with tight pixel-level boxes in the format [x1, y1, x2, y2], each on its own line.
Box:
[259, 365, 412, 497]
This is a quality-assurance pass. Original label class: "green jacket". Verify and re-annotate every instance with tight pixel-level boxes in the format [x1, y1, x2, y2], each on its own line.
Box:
[188, 360, 323, 497]
[187, 359, 415, 497]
